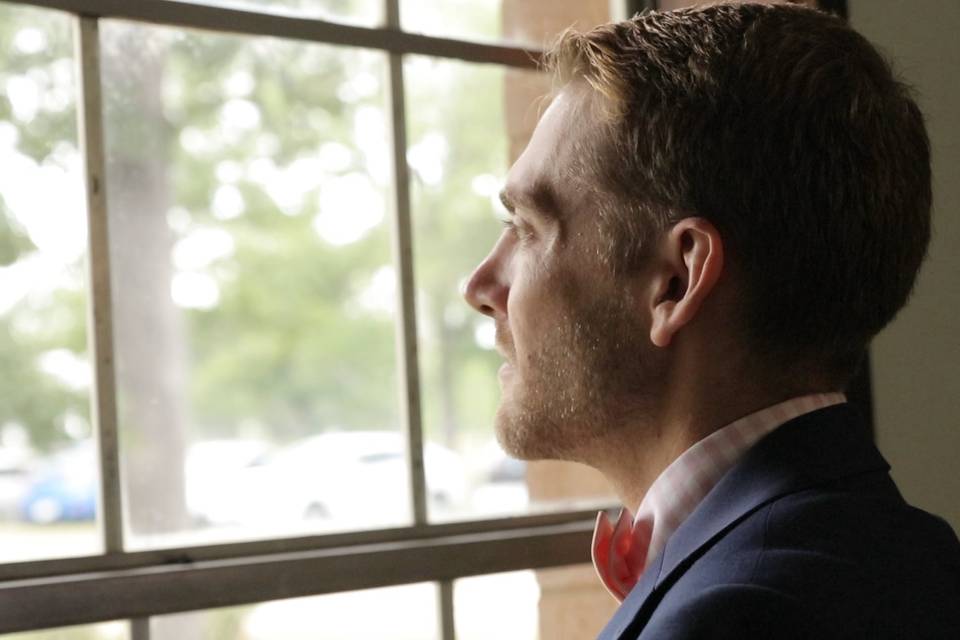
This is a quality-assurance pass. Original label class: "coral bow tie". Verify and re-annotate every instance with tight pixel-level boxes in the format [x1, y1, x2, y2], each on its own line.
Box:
[591, 508, 653, 602]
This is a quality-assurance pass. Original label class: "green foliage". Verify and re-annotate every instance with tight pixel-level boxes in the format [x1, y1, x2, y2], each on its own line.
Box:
[406, 57, 511, 441]
[147, 30, 402, 441]
[1, 0, 527, 455]
[0, 5, 88, 449]
[0, 194, 36, 266]
[0, 5, 77, 156]
[0, 0, 537, 629]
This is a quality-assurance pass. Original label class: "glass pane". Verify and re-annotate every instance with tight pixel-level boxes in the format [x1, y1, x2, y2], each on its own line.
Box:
[455, 570, 539, 640]
[401, 0, 610, 47]
[100, 22, 403, 548]
[0, 4, 98, 562]
[406, 58, 616, 522]
[2, 621, 128, 640]
[176, 0, 381, 26]
[151, 583, 439, 639]
[456, 565, 616, 640]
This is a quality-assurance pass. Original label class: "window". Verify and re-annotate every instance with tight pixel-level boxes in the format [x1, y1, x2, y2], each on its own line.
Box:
[0, 0, 619, 637]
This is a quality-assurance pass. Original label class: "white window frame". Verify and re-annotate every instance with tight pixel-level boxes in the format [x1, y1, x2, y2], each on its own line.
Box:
[0, 0, 617, 637]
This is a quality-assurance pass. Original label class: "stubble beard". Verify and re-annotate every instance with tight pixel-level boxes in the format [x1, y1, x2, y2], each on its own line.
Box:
[494, 294, 659, 464]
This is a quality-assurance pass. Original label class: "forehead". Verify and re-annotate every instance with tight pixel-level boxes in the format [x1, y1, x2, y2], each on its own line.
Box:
[502, 83, 597, 219]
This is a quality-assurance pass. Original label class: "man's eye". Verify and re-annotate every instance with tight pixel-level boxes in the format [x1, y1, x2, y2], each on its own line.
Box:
[500, 218, 533, 241]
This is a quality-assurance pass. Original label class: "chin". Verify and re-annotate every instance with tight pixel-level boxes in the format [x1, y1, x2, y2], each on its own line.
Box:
[491, 342, 639, 464]
[493, 400, 587, 463]
[493, 422, 540, 461]
[493, 404, 543, 461]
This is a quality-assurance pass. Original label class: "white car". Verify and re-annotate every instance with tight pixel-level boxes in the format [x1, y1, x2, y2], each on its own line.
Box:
[188, 431, 466, 529]
[185, 439, 272, 525]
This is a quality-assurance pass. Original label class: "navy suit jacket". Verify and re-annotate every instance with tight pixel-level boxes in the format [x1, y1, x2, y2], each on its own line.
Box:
[597, 404, 960, 639]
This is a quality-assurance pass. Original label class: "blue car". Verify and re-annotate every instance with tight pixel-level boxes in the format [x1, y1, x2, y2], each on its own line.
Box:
[19, 442, 96, 524]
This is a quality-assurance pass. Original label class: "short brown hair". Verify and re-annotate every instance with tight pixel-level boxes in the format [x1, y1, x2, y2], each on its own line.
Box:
[547, 3, 931, 383]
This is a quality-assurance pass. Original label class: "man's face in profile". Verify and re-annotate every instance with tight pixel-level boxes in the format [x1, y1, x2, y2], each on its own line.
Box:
[463, 84, 662, 464]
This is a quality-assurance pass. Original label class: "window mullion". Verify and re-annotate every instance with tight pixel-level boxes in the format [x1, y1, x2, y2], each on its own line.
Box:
[385, 0, 400, 30]
[0, 520, 593, 633]
[131, 617, 151, 640]
[438, 579, 456, 640]
[386, 25, 429, 525]
[15, 0, 540, 68]
[385, 0, 428, 529]
[75, 14, 125, 554]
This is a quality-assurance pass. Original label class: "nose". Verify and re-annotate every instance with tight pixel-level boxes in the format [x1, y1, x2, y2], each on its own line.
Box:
[463, 242, 509, 318]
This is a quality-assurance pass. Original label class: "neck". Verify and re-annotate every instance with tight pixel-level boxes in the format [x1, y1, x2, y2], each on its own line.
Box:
[584, 364, 831, 511]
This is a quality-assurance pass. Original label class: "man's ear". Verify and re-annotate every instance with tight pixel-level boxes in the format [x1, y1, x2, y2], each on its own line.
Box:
[648, 217, 724, 348]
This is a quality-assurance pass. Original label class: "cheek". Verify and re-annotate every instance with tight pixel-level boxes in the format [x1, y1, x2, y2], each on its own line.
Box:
[504, 279, 537, 359]
[505, 266, 543, 336]
[506, 262, 576, 349]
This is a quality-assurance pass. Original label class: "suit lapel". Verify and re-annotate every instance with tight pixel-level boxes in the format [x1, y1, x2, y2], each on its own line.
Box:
[596, 404, 889, 640]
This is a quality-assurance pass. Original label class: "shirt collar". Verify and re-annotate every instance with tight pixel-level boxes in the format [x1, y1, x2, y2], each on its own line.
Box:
[634, 392, 847, 570]
[591, 392, 847, 601]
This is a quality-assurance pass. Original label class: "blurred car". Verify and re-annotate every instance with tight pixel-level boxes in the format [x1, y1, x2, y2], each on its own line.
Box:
[466, 440, 529, 517]
[19, 441, 96, 524]
[0, 447, 34, 520]
[185, 438, 272, 525]
[190, 430, 467, 527]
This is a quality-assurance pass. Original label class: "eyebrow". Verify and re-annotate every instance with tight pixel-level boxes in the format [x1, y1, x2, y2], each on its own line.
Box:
[499, 180, 561, 221]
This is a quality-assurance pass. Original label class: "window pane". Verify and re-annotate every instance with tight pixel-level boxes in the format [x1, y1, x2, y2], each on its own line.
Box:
[151, 583, 439, 639]
[100, 22, 404, 548]
[1, 621, 128, 640]
[406, 58, 616, 522]
[173, 0, 381, 26]
[0, 3, 98, 562]
[455, 571, 539, 640]
[401, 0, 610, 47]
[454, 565, 616, 640]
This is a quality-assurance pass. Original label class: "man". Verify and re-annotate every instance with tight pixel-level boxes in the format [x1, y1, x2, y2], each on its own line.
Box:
[463, 3, 960, 639]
